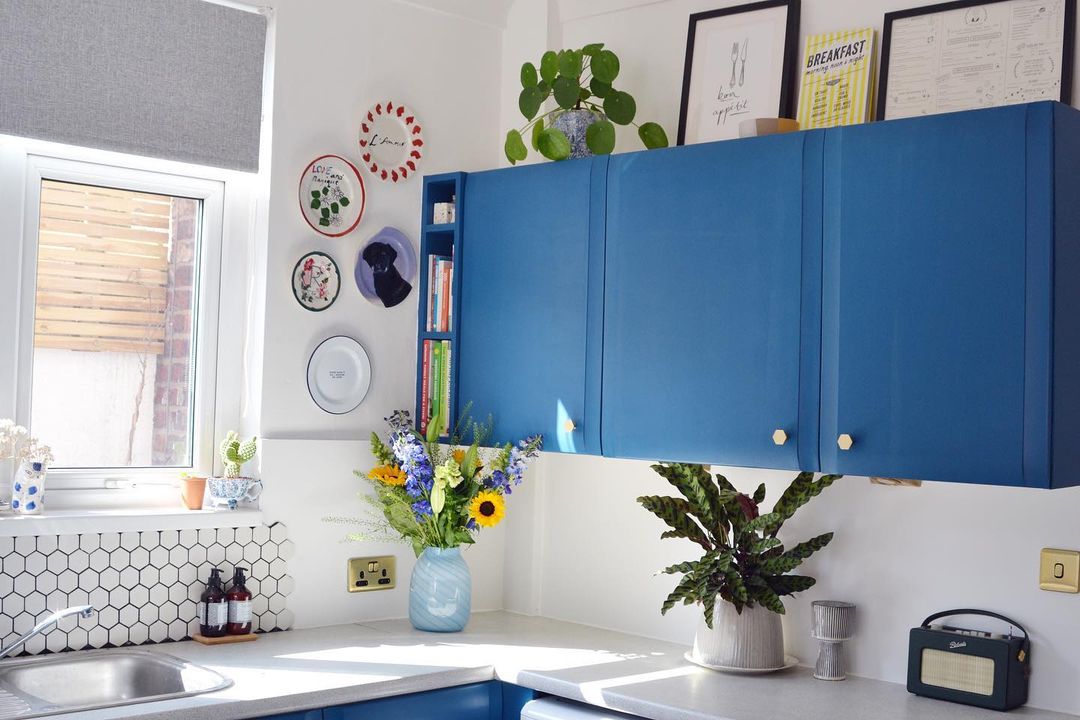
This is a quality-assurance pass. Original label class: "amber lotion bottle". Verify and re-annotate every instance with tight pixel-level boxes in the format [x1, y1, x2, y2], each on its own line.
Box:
[227, 567, 253, 635]
[199, 568, 228, 637]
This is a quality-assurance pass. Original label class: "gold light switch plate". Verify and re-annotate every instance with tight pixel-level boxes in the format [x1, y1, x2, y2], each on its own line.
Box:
[1039, 548, 1080, 593]
[348, 555, 396, 593]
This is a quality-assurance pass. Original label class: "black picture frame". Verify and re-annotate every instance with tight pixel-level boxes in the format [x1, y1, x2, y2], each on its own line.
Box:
[677, 0, 801, 145]
[878, 0, 1076, 121]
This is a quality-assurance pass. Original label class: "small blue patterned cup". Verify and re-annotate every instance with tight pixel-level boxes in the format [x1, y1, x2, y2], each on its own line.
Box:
[207, 477, 262, 510]
[11, 460, 46, 515]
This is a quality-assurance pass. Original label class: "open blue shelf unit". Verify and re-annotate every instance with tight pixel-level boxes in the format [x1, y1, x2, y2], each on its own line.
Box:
[415, 172, 464, 441]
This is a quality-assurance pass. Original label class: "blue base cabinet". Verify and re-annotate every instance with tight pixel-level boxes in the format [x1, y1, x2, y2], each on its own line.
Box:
[429, 101, 1080, 488]
[254, 681, 536, 720]
[603, 130, 822, 470]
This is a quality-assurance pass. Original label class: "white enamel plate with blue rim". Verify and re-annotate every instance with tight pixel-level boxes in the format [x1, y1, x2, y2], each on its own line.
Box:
[306, 336, 372, 414]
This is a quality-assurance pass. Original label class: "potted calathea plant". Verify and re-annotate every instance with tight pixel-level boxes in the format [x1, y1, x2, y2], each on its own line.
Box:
[639, 464, 840, 671]
[506, 43, 669, 163]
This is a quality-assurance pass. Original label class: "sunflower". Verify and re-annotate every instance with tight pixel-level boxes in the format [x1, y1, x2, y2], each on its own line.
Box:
[468, 490, 505, 528]
[368, 465, 407, 486]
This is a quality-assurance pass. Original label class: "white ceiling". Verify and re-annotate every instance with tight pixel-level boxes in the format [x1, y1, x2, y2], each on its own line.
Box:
[392, 0, 516, 27]
[555, 0, 670, 22]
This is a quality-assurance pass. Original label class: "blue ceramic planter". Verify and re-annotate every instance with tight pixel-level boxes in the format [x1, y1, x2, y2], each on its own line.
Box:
[551, 109, 603, 159]
[409, 547, 471, 632]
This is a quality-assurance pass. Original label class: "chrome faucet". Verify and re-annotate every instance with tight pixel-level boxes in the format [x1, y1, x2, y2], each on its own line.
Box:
[0, 605, 94, 659]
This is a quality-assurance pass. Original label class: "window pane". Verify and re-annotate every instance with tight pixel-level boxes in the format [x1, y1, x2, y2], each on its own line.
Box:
[30, 180, 200, 469]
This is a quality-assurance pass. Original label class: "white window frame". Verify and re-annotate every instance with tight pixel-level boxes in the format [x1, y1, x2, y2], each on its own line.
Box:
[0, 138, 255, 498]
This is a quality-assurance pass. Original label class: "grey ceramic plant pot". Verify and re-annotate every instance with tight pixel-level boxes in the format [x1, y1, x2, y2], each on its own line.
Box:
[551, 109, 604, 159]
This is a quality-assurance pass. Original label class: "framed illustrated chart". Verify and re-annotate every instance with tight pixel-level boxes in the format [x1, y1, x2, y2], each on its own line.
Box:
[677, 0, 801, 144]
[879, 0, 1076, 120]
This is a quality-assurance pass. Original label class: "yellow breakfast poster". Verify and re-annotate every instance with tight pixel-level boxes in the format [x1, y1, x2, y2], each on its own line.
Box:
[797, 29, 876, 129]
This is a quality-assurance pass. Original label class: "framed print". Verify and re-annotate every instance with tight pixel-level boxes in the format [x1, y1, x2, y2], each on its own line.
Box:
[878, 0, 1075, 120]
[677, 0, 801, 145]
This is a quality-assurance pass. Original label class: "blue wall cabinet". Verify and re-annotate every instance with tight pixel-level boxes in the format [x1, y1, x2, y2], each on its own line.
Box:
[434, 101, 1080, 488]
[254, 712, 322, 720]
[457, 159, 605, 453]
[603, 131, 822, 470]
[819, 103, 1080, 488]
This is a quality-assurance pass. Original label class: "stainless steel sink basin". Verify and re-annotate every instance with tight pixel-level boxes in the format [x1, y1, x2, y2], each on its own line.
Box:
[0, 650, 232, 718]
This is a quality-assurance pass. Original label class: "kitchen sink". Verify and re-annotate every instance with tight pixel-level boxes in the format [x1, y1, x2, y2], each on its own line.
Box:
[0, 650, 232, 718]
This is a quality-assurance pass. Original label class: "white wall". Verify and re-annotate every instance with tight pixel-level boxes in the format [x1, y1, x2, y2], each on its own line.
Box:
[510, 455, 1080, 714]
[494, 1, 1080, 715]
[251, 0, 508, 629]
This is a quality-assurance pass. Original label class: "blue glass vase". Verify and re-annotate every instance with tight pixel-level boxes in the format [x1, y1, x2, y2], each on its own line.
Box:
[409, 547, 471, 632]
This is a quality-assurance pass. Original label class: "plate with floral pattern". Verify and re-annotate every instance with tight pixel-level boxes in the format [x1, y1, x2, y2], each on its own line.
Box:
[292, 251, 340, 312]
[298, 154, 366, 237]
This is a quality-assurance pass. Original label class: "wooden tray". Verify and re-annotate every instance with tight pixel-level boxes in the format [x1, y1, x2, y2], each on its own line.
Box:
[193, 633, 257, 645]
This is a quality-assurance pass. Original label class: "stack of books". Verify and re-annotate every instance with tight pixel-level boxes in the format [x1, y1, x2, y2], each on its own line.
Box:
[426, 255, 453, 332]
[420, 339, 451, 437]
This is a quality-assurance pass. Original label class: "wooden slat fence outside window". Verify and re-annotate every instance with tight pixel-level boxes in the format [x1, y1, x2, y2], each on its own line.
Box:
[34, 181, 173, 354]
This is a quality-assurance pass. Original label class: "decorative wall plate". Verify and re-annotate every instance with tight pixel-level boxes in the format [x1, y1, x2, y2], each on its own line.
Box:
[306, 336, 372, 415]
[292, 251, 340, 312]
[298, 155, 366, 237]
[355, 226, 417, 308]
[358, 101, 423, 183]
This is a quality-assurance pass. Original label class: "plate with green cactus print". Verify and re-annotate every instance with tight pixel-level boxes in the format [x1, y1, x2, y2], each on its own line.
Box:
[299, 154, 366, 237]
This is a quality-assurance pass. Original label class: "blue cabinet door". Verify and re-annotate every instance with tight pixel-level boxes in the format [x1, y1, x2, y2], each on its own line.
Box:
[819, 106, 1034, 485]
[254, 712, 321, 720]
[602, 132, 822, 470]
[458, 159, 604, 452]
[323, 682, 494, 720]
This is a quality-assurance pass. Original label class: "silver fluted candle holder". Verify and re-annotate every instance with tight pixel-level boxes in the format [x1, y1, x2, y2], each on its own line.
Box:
[811, 601, 856, 681]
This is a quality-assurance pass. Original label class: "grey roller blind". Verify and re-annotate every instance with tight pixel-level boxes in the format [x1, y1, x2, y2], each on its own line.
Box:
[0, 0, 267, 171]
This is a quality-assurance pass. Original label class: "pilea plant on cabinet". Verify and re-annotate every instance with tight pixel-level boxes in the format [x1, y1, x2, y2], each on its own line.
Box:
[505, 43, 669, 164]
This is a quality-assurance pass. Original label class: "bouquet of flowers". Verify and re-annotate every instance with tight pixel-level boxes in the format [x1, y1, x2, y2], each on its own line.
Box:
[356, 410, 541, 556]
[0, 420, 54, 467]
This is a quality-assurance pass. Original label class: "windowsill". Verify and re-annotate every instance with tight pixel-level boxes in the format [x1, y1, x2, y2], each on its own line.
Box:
[0, 506, 264, 536]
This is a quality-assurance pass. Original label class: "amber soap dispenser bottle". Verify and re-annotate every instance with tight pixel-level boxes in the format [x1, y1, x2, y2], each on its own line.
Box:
[199, 568, 228, 638]
[227, 566, 253, 635]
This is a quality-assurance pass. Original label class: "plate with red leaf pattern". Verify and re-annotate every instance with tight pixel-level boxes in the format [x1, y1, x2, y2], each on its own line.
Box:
[358, 101, 424, 183]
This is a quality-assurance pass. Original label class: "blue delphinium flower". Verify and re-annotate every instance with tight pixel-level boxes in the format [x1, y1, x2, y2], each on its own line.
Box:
[390, 427, 433, 498]
[412, 499, 433, 518]
[505, 435, 542, 489]
[484, 469, 511, 494]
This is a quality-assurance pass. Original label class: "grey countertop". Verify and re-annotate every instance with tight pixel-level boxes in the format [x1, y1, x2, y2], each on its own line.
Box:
[53, 612, 1076, 720]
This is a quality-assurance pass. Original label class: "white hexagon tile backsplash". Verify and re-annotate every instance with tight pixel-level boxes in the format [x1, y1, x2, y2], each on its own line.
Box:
[0, 523, 294, 654]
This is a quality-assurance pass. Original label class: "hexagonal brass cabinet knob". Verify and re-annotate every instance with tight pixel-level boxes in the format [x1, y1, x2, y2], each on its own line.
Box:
[837, 434, 854, 451]
[563, 419, 576, 433]
[772, 429, 788, 446]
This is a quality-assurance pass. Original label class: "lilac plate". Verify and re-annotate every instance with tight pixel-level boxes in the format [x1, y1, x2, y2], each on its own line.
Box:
[355, 226, 417, 305]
